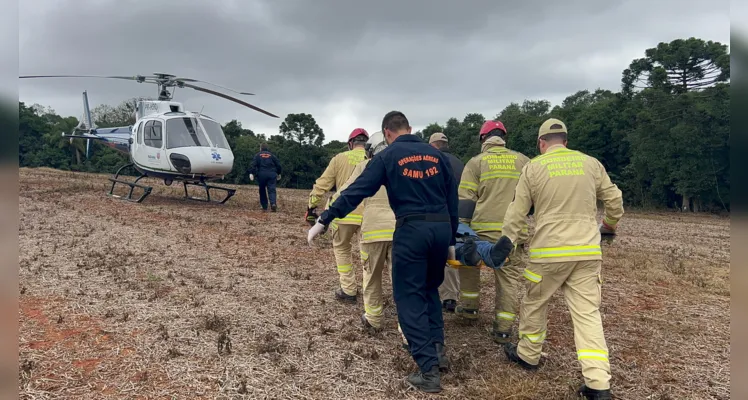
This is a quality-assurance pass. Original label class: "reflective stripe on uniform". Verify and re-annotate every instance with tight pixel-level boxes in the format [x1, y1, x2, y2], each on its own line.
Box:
[461, 291, 479, 299]
[362, 229, 394, 241]
[529, 245, 602, 259]
[337, 264, 352, 273]
[471, 222, 503, 230]
[496, 311, 516, 321]
[577, 349, 609, 362]
[334, 214, 363, 224]
[523, 269, 542, 283]
[520, 330, 547, 343]
[480, 171, 521, 181]
[459, 181, 478, 190]
[469, 223, 527, 234]
[365, 304, 383, 316]
[360, 250, 369, 261]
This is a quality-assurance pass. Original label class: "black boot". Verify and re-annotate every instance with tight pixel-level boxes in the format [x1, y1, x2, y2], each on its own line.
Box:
[503, 343, 539, 371]
[334, 288, 356, 303]
[442, 299, 456, 313]
[490, 320, 512, 344]
[406, 366, 441, 393]
[271, 204, 277, 212]
[461, 237, 482, 266]
[578, 385, 611, 400]
[455, 305, 479, 320]
[435, 343, 451, 373]
[360, 313, 379, 334]
[491, 238, 514, 268]
[491, 330, 512, 344]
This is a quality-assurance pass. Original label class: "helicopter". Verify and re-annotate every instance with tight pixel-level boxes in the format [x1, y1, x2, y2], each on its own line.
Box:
[19, 73, 279, 204]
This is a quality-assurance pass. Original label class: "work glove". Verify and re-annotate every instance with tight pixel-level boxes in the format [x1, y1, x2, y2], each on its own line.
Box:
[277, 174, 282, 181]
[599, 221, 616, 236]
[448, 246, 456, 261]
[304, 208, 319, 227]
[249, 174, 254, 181]
[307, 218, 328, 246]
[599, 222, 616, 244]
[488, 236, 514, 269]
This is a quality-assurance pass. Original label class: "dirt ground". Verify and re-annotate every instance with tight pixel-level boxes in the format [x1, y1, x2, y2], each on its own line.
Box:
[18, 168, 730, 400]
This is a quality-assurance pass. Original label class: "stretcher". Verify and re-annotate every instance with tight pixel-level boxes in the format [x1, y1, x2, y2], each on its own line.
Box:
[446, 258, 508, 269]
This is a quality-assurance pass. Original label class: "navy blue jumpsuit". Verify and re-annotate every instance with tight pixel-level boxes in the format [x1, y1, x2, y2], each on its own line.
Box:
[249, 150, 282, 210]
[320, 134, 459, 373]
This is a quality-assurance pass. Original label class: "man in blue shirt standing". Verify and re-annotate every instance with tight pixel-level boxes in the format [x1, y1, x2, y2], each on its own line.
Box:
[307, 111, 458, 393]
[249, 143, 282, 212]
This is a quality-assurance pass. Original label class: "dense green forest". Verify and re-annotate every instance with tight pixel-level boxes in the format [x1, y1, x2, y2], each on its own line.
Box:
[19, 38, 729, 212]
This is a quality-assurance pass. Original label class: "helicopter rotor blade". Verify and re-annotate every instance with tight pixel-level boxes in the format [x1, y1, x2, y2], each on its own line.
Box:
[180, 82, 278, 118]
[173, 78, 255, 96]
[19, 74, 145, 82]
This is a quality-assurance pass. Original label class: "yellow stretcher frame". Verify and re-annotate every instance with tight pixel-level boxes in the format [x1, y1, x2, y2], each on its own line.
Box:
[446, 258, 508, 269]
[447, 259, 475, 269]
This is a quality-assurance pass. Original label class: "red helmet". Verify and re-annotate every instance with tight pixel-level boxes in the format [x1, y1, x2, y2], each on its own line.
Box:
[479, 120, 506, 140]
[348, 128, 369, 142]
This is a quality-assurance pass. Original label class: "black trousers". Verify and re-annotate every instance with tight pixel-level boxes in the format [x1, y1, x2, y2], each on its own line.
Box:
[257, 173, 277, 209]
[392, 219, 451, 372]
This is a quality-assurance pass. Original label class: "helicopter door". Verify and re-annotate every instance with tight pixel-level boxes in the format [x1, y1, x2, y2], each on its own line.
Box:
[135, 120, 168, 171]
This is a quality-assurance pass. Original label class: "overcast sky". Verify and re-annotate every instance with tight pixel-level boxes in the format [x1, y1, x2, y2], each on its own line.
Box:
[19, 0, 730, 143]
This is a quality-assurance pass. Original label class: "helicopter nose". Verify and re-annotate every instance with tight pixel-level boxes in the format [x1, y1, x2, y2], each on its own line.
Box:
[169, 153, 191, 174]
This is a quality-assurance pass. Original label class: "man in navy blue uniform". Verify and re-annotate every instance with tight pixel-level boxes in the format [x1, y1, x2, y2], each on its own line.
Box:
[249, 143, 282, 212]
[307, 111, 458, 393]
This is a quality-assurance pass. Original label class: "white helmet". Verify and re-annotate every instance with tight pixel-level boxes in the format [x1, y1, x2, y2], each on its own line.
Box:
[365, 131, 388, 158]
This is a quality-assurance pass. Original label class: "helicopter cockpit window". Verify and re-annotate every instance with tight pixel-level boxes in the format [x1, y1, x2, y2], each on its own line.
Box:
[166, 118, 210, 149]
[144, 121, 163, 148]
[200, 118, 230, 149]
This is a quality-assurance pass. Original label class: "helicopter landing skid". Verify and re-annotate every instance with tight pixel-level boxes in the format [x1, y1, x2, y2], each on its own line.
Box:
[182, 180, 236, 204]
[107, 164, 153, 203]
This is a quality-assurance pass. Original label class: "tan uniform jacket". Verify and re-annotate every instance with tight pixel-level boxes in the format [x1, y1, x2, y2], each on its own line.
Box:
[458, 136, 531, 241]
[308, 148, 367, 225]
[503, 145, 624, 264]
[338, 160, 396, 243]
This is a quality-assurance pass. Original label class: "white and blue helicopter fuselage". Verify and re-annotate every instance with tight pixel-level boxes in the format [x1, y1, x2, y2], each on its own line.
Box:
[86, 100, 235, 184]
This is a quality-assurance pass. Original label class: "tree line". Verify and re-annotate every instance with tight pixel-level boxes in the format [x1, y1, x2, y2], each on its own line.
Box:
[18, 37, 729, 212]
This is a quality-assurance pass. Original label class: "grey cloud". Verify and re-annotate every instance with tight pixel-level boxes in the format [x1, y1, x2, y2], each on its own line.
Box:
[19, 0, 730, 141]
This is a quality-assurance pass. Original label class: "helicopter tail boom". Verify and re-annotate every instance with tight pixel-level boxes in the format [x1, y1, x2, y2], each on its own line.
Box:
[64, 126, 132, 155]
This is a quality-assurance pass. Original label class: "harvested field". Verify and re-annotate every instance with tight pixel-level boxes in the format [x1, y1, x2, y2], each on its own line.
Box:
[18, 167, 730, 399]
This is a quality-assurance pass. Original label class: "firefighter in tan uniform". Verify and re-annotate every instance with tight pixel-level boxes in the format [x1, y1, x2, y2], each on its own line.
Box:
[494, 118, 623, 400]
[306, 128, 369, 302]
[336, 131, 396, 330]
[456, 120, 530, 344]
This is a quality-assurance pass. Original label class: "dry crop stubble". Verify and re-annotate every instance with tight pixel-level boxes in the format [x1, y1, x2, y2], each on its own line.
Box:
[18, 168, 730, 399]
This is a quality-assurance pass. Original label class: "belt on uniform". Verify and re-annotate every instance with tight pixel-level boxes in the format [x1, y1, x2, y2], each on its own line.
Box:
[395, 213, 450, 228]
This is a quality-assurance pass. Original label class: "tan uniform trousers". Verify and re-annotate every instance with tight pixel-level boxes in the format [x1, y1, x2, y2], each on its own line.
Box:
[360, 241, 393, 328]
[518, 260, 610, 391]
[438, 265, 460, 302]
[331, 223, 361, 296]
[458, 232, 525, 332]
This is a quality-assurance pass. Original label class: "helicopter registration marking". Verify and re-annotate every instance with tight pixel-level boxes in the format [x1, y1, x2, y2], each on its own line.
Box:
[143, 102, 160, 111]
